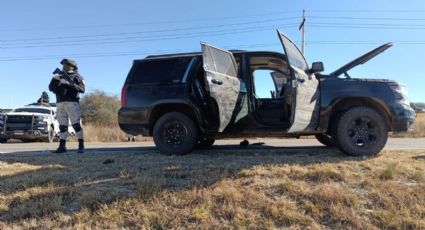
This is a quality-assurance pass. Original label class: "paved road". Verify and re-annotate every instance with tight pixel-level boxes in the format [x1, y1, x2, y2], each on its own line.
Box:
[0, 138, 424, 154]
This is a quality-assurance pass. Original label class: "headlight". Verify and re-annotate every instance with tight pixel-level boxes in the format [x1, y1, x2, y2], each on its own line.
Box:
[35, 116, 44, 120]
[389, 83, 410, 104]
[34, 116, 48, 124]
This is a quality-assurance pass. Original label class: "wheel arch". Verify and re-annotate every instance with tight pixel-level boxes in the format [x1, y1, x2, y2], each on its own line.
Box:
[323, 97, 392, 132]
[149, 103, 202, 135]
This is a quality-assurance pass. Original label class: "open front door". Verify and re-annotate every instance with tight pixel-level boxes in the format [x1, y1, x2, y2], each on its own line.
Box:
[201, 43, 240, 132]
[277, 30, 320, 133]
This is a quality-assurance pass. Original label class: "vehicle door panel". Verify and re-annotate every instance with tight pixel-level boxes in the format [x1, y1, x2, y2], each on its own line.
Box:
[201, 43, 240, 132]
[277, 30, 320, 133]
[288, 67, 320, 132]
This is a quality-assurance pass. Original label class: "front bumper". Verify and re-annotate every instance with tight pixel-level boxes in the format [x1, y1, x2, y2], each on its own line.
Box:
[391, 103, 416, 132]
[118, 107, 151, 136]
[0, 117, 50, 139]
[0, 129, 50, 140]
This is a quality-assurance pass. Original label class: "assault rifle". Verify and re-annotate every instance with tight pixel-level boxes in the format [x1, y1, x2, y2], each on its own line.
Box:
[53, 68, 75, 86]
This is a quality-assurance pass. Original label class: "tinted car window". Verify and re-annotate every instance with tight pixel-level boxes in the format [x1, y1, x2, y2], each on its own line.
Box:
[128, 57, 192, 84]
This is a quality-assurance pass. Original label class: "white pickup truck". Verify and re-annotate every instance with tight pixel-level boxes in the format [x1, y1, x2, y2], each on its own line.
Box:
[0, 105, 75, 143]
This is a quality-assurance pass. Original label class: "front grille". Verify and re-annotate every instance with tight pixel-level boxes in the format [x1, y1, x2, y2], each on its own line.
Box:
[4, 115, 34, 131]
[7, 115, 33, 123]
[6, 123, 33, 131]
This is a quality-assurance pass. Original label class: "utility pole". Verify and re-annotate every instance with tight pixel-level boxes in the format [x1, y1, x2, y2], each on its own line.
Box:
[299, 9, 306, 55]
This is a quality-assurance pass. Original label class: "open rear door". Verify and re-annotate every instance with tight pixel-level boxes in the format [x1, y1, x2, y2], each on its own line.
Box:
[201, 43, 240, 132]
[277, 30, 320, 133]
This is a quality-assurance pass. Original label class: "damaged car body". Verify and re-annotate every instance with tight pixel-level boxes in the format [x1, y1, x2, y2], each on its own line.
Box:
[118, 30, 415, 156]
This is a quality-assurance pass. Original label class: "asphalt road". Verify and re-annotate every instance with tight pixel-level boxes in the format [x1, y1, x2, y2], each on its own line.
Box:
[0, 138, 424, 154]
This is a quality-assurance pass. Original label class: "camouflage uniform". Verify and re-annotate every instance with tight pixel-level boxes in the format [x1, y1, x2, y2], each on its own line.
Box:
[49, 59, 85, 153]
[56, 102, 83, 140]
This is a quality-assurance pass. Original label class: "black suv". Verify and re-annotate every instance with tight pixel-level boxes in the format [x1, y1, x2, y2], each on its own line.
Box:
[119, 31, 415, 156]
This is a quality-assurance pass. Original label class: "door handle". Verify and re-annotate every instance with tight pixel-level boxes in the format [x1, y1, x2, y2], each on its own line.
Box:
[296, 78, 305, 83]
[211, 79, 223, 85]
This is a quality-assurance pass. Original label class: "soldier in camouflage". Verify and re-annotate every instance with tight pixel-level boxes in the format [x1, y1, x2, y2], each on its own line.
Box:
[49, 59, 86, 153]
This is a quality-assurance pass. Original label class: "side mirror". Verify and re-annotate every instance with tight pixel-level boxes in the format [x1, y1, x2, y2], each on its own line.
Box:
[311, 62, 324, 73]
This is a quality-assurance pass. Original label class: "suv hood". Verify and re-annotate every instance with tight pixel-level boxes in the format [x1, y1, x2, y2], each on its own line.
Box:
[329, 43, 393, 77]
[5, 112, 49, 117]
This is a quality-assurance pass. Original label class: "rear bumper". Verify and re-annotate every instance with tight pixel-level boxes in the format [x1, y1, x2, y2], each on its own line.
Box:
[118, 107, 151, 136]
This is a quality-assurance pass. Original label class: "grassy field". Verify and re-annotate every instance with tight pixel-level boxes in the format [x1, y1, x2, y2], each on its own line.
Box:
[77, 124, 152, 142]
[0, 147, 424, 229]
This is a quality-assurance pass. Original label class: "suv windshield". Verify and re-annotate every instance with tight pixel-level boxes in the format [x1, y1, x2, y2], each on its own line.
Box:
[13, 108, 51, 114]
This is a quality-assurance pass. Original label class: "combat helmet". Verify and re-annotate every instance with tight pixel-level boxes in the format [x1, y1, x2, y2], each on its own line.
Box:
[60, 58, 78, 69]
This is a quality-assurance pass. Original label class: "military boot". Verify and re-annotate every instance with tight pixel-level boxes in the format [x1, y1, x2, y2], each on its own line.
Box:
[78, 139, 85, 153]
[53, 139, 67, 153]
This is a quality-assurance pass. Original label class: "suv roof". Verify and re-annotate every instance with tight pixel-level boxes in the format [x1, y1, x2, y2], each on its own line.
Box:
[142, 50, 282, 61]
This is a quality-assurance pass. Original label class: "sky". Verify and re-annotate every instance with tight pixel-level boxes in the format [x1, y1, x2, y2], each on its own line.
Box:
[1, 0, 425, 108]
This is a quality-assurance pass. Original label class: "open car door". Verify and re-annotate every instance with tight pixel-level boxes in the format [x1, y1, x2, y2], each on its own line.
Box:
[277, 30, 320, 133]
[201, 43, 240, 132]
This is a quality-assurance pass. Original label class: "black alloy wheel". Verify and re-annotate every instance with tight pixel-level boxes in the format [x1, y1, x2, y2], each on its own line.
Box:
[153, 112, 197, 155]
[45, 128, 54, 143]
[335, 106, 388, 156]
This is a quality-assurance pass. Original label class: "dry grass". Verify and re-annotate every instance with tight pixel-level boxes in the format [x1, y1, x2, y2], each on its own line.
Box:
[79, 124, 152, 142]
[1, 147, 425, 229]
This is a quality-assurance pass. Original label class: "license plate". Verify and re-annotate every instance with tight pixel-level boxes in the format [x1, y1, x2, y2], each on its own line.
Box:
[14, 131, 24, 135]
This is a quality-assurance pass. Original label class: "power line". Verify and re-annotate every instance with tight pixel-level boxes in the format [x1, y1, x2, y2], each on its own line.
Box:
[1, 17, 297, 45]
[2, 40, 425, 62]
[0, 24, 298, 49]
[3, 9, 423, 32]
[1, 16, 300, 44]
[308, 41, 425, 45]
[0, 11, 299, 32]
[309, 24, 425, 30]
[309, 16, 425, 21]
[1, 11, 425, 51]
[310, 22, 425, 27]
[310, 10, 425, 13]
[2, 18, 425, 48]
[4, 19, 425, 49]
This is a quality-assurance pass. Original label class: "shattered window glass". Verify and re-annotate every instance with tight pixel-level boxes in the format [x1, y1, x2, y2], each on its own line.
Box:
[202, 45, 237, 77]
[278, 32, 308, 71]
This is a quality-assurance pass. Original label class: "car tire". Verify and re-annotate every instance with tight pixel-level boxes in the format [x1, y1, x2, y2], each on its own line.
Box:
[153, 112, 197, 155]
[44, 128, 54, 143]
[196, 136, 215, 149]
[0, 138, 7, 143]
[334, 106, 388, 156]
[314, 133, 335, 147]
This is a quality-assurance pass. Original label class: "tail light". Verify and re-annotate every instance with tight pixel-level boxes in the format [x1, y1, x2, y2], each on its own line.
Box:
[121, 86, 127, 107]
